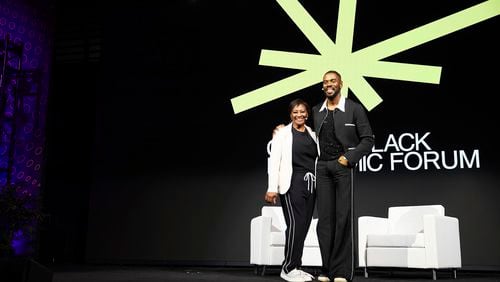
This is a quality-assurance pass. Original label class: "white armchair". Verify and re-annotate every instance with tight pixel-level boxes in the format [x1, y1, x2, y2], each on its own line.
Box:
[358, 205, 461, 280]
[250, 206, 322, 275]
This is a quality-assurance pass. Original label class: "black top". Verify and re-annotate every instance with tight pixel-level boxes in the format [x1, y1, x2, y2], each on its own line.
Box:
[292, 127, 318, 173]
[318, 109, 343, 160]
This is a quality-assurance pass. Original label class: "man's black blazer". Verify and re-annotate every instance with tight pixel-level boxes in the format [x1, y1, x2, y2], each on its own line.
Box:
[312, 98, 375, 166]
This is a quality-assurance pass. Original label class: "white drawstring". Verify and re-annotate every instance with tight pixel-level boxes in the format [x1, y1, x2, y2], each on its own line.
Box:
[303, 172, 316, 193]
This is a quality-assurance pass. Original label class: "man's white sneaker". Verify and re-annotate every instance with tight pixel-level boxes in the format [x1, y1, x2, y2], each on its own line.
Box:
[333, 278, 348, 282]
[318, 274, 331, 282]
[280, 269, 312, 282]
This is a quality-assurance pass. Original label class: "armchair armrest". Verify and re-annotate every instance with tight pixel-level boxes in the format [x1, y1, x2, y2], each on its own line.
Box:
[250, 215, 272, 265]
[423, 215, 462, 268]
[358, 216, 389, 267]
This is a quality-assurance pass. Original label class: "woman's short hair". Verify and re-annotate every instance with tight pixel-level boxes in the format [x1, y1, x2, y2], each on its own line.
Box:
[288, 98, 310, 115]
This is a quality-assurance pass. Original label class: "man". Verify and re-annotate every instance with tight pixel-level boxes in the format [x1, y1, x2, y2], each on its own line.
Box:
[313, 70, 374, 282]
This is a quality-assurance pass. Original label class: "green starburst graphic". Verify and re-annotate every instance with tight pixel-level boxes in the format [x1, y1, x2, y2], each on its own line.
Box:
[231, 0, 499, 114]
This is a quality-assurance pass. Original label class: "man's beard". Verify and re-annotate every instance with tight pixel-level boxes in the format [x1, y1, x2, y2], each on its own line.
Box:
[326, 90, 339, 100]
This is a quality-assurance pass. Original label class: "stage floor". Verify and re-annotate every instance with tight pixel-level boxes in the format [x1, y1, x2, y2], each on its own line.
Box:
[51, 265, 500, 282]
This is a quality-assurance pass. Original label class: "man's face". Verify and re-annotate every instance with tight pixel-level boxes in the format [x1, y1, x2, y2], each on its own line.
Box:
[322, 72, 342, 98]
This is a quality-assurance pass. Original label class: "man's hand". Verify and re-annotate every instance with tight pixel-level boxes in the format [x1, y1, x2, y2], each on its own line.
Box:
[265, 192, 278, 204]
[338, 155, 349, 167]
[272, 124, 286, 137]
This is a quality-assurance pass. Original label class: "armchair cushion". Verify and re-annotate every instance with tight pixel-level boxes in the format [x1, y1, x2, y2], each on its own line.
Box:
[388, 205, 444, 234]
[367, 233, 425, 248]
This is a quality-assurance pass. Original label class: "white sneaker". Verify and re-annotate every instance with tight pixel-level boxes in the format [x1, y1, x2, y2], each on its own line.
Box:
[318, 274, 331, 282]
[280, 269, 311, 282]
[333, 278, 348, 282]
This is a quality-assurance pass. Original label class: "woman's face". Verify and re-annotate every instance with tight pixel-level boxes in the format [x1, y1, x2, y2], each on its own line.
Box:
[290, 104, 308, 127]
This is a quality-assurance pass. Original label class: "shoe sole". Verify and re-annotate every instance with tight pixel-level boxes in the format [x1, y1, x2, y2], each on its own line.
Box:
[280, 272, 308, 282]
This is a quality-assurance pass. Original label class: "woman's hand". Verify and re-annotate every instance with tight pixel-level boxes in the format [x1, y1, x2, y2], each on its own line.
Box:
[265, 192, 278, 204]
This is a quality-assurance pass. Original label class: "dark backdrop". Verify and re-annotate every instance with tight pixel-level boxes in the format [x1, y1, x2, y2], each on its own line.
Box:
[43, 0, 500, 269]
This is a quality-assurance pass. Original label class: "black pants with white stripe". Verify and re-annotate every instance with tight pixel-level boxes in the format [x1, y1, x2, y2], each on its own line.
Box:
[316, 159, 354, 280]
[280, 171, 316, 273]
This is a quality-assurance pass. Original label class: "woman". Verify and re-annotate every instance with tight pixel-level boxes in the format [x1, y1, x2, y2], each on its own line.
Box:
[265, 98, 318, 282]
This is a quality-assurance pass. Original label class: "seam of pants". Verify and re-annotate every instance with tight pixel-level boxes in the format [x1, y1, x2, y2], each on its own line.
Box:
[282, 193, 296, 273]
[349, 167, 354, 281]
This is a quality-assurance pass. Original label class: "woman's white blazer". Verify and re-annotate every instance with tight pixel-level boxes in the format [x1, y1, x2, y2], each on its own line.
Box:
[267, 123, 317, 195]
